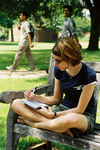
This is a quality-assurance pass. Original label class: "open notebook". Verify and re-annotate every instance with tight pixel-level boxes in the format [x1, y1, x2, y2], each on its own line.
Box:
[21, 100, 48, 109]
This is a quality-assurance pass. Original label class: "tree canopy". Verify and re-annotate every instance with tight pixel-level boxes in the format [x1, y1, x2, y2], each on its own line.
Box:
[0, 12, 14, 28]
[0, 0, 83, 25]
[0, 0, 100, 50]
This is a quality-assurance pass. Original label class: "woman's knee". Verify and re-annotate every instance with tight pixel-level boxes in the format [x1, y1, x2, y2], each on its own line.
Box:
[52, 113, 77, 131]
[64, 113, 80, 126]
[11, 99, 22, 111]
[65, 113, 87, 129]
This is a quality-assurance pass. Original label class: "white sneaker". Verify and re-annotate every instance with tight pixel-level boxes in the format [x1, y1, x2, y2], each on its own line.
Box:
[27, 68, 36, 71]
[6, 66, 16, 71]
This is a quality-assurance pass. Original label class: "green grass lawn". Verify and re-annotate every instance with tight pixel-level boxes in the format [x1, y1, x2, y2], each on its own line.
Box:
[0, 40, 100, 150]
[0, 40, 100, 71]
[0, 77, 47, 150]
[0, 42, 54, 70]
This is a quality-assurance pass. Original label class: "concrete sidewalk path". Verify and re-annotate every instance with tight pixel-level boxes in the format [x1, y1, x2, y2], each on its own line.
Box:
[0, 70, 48, 78]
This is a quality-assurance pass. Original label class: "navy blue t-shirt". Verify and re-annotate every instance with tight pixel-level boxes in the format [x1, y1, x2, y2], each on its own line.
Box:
[54, 62, 97, 114]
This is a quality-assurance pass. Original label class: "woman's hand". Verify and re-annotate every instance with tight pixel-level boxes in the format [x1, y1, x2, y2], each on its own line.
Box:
[24, 90, 36, 101]
[36, 106, 54, 119]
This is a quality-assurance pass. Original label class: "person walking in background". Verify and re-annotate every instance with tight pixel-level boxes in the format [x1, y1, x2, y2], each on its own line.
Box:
[61, 5, 81, 48]
[6, 11, 36, 71]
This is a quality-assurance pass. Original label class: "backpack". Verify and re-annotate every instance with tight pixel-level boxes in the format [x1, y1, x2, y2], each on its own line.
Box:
[30, 23, 35, 40]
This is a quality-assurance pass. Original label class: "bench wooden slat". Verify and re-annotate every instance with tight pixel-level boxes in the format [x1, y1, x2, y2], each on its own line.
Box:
[83, 61, 100, 73]
[14, 123, 100, 150]
[14, 123, 100, 141]
[80, 134, 100, 143]
[91, 130, 100, 135]
[0, 84, 51, 103]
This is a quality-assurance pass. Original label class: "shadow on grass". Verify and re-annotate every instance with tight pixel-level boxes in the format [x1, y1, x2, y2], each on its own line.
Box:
[0, 41, 56, 45]
[0, 41, 18, 45]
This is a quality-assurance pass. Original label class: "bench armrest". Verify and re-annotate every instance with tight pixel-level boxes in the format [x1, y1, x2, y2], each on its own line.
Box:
[0, 84, 51, 104]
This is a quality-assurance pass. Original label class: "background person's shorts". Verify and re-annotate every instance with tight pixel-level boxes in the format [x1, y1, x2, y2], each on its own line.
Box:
[51, 104, 95, 134]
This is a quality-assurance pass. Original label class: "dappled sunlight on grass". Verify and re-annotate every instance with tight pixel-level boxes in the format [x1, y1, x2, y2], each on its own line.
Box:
[0, 45, 18, 50]
[0, 77, 47, 92]
[0, 41, 53, 70]
[0, 49, 51, 70]
[0, 41, 18, 45]
[81, 49, 100, 62]
[0, 41, 100, 70]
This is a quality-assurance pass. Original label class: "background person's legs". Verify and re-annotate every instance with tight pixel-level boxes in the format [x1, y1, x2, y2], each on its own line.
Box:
[12, 45, 26, 69]
[6, 45, 26, 71]
[25, 46, 35, 70]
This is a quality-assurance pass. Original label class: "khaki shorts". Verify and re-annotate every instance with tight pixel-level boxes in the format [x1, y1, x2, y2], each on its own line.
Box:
[51, 104, 95, 134]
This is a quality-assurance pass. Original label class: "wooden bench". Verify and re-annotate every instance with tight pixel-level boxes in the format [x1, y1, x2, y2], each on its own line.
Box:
[0, 54, 100, 150]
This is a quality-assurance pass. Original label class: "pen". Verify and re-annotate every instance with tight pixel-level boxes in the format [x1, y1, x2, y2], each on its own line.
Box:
[32, 87, 37, 94]
[30, 87, 37, 98]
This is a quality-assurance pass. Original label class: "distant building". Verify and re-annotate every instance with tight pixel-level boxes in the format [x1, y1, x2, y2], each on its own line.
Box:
[8, 25, 59, 42]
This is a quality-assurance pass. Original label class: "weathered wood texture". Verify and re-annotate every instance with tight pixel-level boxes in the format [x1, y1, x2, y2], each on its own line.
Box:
[14, 123, 100, 150]
[83, 61, 100, 85]
[0, 84, 52, 103]
[83, 61, 100, 72]
[0, 56, 100, 150]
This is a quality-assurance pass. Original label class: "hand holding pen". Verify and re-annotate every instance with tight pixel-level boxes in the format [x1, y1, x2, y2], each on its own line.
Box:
[29, 87, 37, 99]
[24, 87, 37, 100]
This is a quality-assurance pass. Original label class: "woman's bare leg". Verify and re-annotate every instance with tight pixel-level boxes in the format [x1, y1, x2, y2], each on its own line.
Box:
[12, 100, 88, 135]
[22, 113, 88, 134]
[11, 99, 50, 122]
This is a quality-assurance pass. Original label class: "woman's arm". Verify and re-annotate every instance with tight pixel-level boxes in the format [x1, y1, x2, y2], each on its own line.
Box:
[24, 78, 63, 106]
[28, 33, 34, 48]
[56, 83, 95, 117]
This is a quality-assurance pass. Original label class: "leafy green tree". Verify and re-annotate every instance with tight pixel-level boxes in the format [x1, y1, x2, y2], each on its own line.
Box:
[74, 17, 91, 36]
[0, 0, 84, 41]
[0, 13, 14, 28]
[0, 0, 52, 24]
[0, 0, 99, 50]
[0, 12, 14, 41]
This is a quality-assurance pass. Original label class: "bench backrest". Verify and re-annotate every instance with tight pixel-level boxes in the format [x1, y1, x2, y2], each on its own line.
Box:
[83, 61, 100, 122]
[46, 53, 55, 96]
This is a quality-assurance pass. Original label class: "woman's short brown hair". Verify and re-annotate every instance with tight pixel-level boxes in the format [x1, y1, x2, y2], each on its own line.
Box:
[52, 37, 82, 66]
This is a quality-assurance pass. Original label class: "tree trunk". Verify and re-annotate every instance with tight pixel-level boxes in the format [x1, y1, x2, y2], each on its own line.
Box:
[84, 0, 100, 51]
[11, 27, 14, 42]
[87, 6, 100, 50]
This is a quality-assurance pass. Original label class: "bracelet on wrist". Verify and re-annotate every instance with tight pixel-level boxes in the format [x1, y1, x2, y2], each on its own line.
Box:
[54, 112, 57, 118]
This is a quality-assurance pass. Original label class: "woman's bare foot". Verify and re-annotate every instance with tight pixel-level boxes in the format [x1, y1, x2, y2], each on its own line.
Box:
[18, 116, 26, 124]
[64, 129, 74, 137]
[18, 116, 37, 128]
[67, 129, 74, 137]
